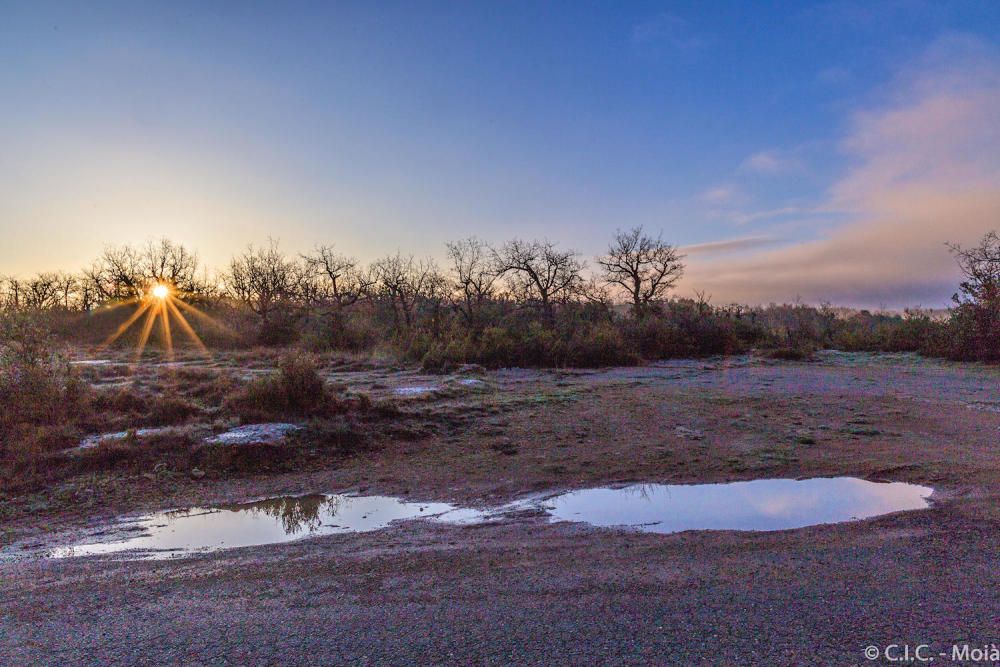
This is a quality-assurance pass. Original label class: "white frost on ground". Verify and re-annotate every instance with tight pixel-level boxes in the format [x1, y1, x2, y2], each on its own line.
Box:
[393, 386, 440, 396]
[72, 428, 173, 453]
[205, 423, 302, 446]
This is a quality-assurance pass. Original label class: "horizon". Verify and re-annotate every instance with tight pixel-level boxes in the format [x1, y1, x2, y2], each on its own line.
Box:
[3, 1, 1000, 308]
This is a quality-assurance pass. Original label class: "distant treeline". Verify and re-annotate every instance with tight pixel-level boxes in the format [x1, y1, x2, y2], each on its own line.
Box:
[1, 228, 998, 366]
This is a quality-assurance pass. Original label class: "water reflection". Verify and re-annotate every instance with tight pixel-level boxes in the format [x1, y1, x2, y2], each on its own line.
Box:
[539, 477, 933, 533]
[50, 493, 485, 560]
[214, 494, 332, 535]
[44, 477, 933, 560]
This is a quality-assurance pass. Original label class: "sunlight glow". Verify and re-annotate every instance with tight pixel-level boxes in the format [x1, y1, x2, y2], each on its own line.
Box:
[100, 283, 213, 361]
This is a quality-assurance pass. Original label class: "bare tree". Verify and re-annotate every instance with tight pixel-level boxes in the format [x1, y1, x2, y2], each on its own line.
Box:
[597, 227, 684, 317]
[948, 230, 1000, 307]
[0, 272, 81, 310]
[578, 276, 614, 307]
[83, 239, 205, 303]
[24, 273, 63, 309]
[0, 276, 21, 311]
[301, 245, 373, 309]
[371, 253, 439, 329]
[492, 239, 584, 322]
[224, 240, 307, 323]
[446, 237, 499, 331]
[139, 239, 203, 292]
[83, 246, 144, 301]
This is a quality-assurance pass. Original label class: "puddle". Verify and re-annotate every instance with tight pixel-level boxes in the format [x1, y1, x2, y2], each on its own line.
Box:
[535, 477, 932, 533]
[206, 423, 302, 446]
[27, 478, 932, 561]
[48, 494, 487, 559]
[70, 359, 114, 366]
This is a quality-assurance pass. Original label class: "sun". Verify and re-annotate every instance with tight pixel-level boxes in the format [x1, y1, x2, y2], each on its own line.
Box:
[101, 281, 220, 362]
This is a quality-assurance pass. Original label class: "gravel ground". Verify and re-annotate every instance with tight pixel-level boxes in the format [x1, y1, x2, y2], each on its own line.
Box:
[2, 352, 1000, 665]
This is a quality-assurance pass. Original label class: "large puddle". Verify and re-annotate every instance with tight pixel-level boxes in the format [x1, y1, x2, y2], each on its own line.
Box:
[48, 494, 486, 560]
[36, 478, 931, 560]
[537, 477, 933, 533]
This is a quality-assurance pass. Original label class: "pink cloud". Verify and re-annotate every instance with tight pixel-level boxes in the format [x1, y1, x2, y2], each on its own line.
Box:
[683, 36, 1000, 308]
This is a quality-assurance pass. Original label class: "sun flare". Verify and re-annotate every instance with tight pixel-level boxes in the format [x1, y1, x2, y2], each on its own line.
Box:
[100, 282, 215, 362]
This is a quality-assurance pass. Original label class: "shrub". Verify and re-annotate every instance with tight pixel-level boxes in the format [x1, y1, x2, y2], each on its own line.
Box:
[300, 309, 380, 352]
[760, 345, 816, 361]
[475, 326, 521, 367]
[0, 315, 92, 456]
[945, 303, 1000, 362]
[625, 303, 746, 359]
[224, 352, 342, 420]
[565, 321, 637, 367]
[256, 312, 300, 346]
[147, 395, 202, 425]
[943, 230, 1000, 361]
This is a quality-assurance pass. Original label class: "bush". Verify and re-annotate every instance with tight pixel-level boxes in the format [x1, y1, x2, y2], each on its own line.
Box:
[760, 345, 815, 361]
[625, 302, 747, 359]
[0, 315, 92, 456]
[300, 309, 381, 352]
[944, 303, 1000, 362]
[565, 321, 636, 367]
[147, 395, 202, 425]
[224, 352, 343, 420]
[256, 312, 300, 346]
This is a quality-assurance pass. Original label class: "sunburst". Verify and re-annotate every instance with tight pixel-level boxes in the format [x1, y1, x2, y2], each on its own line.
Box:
[101, 283, 213, 361]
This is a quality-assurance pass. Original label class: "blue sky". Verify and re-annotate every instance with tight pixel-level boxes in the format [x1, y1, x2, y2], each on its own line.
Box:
[2, 1, 1000, 306]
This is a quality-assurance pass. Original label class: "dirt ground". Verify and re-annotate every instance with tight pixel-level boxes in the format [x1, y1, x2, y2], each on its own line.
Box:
[2, 351, 999, 665]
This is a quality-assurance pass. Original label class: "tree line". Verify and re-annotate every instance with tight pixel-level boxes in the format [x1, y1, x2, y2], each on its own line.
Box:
[0, 228, 684, 321]
[1, 229, 998, 365]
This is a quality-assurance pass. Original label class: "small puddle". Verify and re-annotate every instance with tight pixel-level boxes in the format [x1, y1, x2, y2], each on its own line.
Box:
[47, 494, 485, 559]
[32, 478, 932, 561]
[535, 477, 932, 533]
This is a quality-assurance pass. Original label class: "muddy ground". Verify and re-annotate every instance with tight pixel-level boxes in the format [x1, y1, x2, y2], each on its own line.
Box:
[2, 351, 999, 665]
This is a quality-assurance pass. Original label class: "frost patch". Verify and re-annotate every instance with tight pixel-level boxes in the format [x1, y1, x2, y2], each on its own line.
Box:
[206, 423, 302, 446]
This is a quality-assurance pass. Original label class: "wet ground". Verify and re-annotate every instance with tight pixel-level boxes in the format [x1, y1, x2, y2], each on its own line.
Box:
[7, 477, 931, 560]
[2, 351, 1000, 664]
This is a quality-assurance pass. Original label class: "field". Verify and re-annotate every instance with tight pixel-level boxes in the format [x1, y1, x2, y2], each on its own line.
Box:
[2, 350, 999, 664]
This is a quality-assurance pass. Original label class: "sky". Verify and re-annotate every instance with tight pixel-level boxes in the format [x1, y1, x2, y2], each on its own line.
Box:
[2, 0, 1000, 308]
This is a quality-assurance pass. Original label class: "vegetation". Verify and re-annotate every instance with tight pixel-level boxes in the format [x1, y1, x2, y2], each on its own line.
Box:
[1, 229, 997, 504]
[1, 228, 998, 367]
[224, 351, 348, 421]
[0, 315, 92, 456]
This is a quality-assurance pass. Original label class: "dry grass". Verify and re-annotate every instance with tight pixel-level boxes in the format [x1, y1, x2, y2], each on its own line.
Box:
[223, 351, 347, 421]
[0, 344, 385, 497]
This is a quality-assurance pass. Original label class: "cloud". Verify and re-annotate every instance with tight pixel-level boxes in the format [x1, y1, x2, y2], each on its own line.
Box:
[699, 185, 739, 204]
[682, 236, 781, 256]
[732, 206, 822, 226]
[683, 35, 1000, 308]
[740, 149, 801, 175]
[631, 14, 703, 52]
